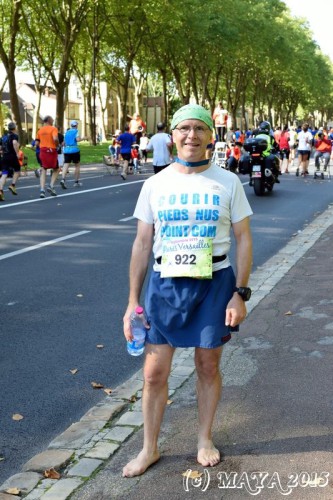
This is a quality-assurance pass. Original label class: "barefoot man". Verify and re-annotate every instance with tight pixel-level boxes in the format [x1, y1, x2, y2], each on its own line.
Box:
[122, 104, 253, 477]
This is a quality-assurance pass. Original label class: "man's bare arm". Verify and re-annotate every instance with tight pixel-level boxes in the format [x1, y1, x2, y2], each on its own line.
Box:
[225, 217, 252, 327]
[123, 220, 154, 341]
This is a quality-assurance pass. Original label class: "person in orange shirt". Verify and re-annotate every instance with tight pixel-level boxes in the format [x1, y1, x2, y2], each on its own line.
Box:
[17, 146, 28, 176]
[314, 132, 331, 176]
[36, 116, 59, 198]
[129, 113, 146, 144]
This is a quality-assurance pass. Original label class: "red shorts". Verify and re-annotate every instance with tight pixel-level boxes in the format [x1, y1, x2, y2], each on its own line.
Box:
[40, 148, 58, 169]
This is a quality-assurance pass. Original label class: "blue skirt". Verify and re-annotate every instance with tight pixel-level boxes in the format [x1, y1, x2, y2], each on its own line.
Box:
[144, 266, 237, 348]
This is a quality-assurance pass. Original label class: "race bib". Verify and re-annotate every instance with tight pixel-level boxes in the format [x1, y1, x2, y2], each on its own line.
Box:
[160, 236, 213, 279]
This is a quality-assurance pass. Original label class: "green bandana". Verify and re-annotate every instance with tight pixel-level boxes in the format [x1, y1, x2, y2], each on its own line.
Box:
[171, 104, 213, 131]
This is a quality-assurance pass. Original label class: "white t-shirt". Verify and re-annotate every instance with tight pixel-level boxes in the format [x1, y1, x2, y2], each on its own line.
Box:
[134, 164, 253, 272]
[139, 136, 149, 149]
[297, 130, 313, 151]
[288, 130, 297, 146]
[146, 132, 172, 166]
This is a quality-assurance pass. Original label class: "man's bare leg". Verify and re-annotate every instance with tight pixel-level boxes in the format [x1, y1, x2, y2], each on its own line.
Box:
[121, 160, 129, 180]
[0, 173, 8, 191]
[123, 343, 175, 477]
[40, 168, 47, 191]
[195, 346, 223, 467]
[50, 167, 59, 187]
[74, 163, 80, 182]
[298, 155, 302, 173]
[62, 163, 69, 180]
[305, 158, 310, 173]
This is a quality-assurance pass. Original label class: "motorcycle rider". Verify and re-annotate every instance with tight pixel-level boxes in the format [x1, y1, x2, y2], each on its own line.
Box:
[249, 121, 280, 186]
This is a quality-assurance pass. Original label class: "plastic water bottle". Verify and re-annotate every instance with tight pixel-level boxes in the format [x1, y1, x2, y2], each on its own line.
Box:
[127, 306, 147, 356]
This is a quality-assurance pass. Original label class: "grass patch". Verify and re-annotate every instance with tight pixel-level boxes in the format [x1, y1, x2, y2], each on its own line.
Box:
[23, 141, 159, 170]
[23, 142, 115, 170]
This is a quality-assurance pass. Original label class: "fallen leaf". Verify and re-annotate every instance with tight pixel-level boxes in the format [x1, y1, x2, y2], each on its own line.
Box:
[104, 388, 113, 396]
[91, 381, 104, 389]
[6, 487, 21, 495]
[44, 467, 61, 479]
[70, 369, 78, 375]
[284, 311, 293, 316]
[167, 399, 173, 405]
[182, 470, 203, 479]
[96, 344, 104, 349]
[12, 413, 24, 421]
[129, 395, 137, 402]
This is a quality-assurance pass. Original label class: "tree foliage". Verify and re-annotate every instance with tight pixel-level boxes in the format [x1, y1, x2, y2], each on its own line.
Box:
[1, 0, 333, 139]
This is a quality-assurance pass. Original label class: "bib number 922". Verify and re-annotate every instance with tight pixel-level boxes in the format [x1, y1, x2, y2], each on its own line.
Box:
[175, 254, 196, 265]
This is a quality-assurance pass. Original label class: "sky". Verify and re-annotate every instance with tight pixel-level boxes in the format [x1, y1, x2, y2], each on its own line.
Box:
[284, 0, 333, 61]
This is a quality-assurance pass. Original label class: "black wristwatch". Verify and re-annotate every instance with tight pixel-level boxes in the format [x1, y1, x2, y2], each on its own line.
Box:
[235, 287, 252, 301]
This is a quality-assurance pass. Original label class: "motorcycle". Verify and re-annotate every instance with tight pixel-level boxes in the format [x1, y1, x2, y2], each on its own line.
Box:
[242, 136, 280, 196]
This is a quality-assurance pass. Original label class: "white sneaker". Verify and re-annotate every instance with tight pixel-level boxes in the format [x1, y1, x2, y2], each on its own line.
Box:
[74, 181, 82, 187]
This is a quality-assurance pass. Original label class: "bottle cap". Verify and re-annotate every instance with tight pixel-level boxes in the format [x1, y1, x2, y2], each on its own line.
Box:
[135, 306, 144, 314]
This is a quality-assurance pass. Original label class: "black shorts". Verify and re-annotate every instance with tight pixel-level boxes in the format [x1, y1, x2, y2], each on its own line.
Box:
[64, 152, 80, 164]
[298, 150, 311, 160]
[121, 152, 131, 161]
[1, 154, 20, 174]
[280, 148, 290, 160]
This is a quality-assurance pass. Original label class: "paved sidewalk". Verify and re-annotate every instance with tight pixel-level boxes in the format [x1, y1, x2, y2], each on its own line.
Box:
[1, 204, 333, 500]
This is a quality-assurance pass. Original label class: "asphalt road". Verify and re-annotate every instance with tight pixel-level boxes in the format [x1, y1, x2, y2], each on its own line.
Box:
[0, 162, 332, 484]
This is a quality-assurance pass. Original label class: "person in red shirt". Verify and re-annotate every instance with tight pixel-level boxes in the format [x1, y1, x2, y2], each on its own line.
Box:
[314, 132, 331, 176]
[131, 145, 140, 174]
[279, 125, 290, 173]
[227, 143, 241, 172]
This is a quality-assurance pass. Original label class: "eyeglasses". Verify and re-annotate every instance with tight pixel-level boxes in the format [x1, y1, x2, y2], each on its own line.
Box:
[174, 125, 210, 135]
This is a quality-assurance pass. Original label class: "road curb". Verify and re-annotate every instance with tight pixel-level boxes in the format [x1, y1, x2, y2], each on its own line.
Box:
[1, 203, 333, 499]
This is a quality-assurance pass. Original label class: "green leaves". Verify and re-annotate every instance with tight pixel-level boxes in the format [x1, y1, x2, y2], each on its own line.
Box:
[1, 0, 332, 130]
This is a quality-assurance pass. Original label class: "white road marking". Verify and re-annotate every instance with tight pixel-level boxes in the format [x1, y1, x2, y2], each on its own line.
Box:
[0, 180, 145, 209]
[12, 174, 105, 190]
[119, 216, 135, 222]
[0, 231, 91, 261]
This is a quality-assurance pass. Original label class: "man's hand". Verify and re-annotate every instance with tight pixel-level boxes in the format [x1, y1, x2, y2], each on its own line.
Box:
[123, 304, 137, 342]
[225, 293, 247, 327]
[123, 304, 150, 342]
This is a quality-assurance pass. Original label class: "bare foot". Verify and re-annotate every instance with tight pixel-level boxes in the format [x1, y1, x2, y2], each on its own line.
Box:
[122, 449, 160, 477]
[197, 440, 220, 467]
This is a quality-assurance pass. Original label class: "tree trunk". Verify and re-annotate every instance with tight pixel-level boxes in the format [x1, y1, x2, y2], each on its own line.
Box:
[82, 94, 88, 138]
[33, 88, 43, 139]
[53, 76, 69, 131]
[0, 1, 22, 138]
[116, 90, 122, 130]
[121, 60, 133, 129]
[161, 71, 168, 124]
[7, 68, 22, 139]
[0, 77, 8, 134]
